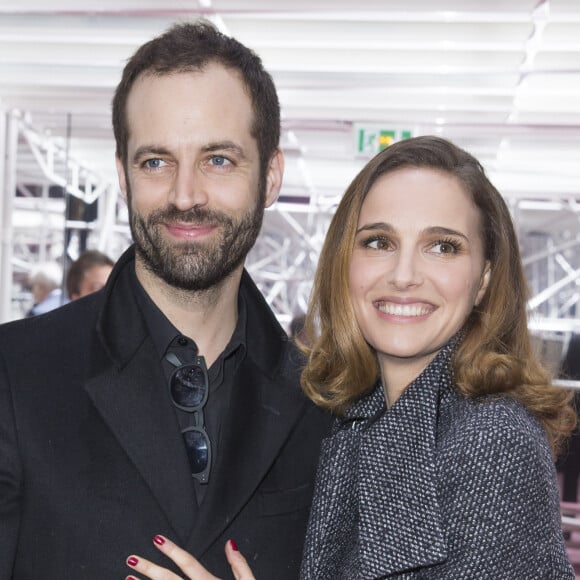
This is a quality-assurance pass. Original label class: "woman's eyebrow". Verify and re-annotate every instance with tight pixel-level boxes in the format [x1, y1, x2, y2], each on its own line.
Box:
[423, 226, 469, 242]
[355, 222, 394, 235]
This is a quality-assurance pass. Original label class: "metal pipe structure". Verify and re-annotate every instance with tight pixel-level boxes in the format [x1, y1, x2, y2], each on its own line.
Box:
[0, 112, 17, 322]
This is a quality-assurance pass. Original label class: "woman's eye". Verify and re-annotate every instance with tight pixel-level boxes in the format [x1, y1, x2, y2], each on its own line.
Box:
[364, 237, 390, 251]
[431, 240, 460, 254]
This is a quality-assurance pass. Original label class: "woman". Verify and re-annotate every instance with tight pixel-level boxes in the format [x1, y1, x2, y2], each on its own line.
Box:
[126, 136, 575, 579]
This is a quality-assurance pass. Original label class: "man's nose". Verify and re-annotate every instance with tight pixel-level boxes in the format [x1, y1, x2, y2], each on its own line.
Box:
[168, 165, 209, 210]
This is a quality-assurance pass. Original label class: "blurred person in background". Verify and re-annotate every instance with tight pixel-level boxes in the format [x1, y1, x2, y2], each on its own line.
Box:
[66, 249, 114, 300]
[25, 261, 65, 317]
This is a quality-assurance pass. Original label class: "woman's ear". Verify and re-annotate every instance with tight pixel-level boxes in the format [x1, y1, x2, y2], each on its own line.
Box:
[475, 261, 491, 306]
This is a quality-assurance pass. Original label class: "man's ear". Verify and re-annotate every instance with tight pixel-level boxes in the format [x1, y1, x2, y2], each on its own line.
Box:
[264, 148, 284, 208]
[475, 260, 491, 306]
[115, 155, 128, 203]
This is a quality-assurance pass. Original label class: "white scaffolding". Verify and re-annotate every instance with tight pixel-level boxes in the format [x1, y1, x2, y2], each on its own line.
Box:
[2, 110, 580, 340]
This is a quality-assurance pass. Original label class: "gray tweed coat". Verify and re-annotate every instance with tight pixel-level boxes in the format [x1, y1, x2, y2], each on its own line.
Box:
[300, 341, 573, 579]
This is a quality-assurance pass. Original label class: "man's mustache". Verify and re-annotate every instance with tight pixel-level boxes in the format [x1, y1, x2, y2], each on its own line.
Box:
[146, 206, 233, 227]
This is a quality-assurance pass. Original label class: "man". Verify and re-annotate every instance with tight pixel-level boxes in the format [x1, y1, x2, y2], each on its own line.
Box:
[0, 21, 330, 579]
[66, 249, 114, 300]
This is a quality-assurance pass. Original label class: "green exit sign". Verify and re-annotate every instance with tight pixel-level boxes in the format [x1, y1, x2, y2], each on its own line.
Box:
[356, 127, 412, 156]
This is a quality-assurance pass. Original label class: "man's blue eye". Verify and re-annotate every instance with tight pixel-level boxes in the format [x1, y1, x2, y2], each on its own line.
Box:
[145, 159, 164, 169]
[211, 156, 229, 166]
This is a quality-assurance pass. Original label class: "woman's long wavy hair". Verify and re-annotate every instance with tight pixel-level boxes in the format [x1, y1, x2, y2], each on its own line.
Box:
[301, 135, 575, 455]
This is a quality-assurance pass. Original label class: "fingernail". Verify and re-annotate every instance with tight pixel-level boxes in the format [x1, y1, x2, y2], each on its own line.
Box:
[127, 556, 139, 566]
[127, 577, 138, 580]
[230, 539, 239, 551]
[153, 535, 166, 546]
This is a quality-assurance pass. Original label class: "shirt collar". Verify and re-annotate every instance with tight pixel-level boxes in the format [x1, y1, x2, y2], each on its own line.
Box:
[130, 265, 247, 363]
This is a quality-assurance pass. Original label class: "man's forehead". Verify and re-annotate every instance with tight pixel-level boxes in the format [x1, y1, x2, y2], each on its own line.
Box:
[128, 64, 248, 102]
[126, 67, 253, 126]
[125, 69, 256, 144]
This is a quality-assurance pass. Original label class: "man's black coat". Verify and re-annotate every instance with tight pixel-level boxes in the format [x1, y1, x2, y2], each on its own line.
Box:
[0, 247, 330, 579]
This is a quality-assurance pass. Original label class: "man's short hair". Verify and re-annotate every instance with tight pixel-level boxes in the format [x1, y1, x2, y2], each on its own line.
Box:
[112, 20, 281, 179]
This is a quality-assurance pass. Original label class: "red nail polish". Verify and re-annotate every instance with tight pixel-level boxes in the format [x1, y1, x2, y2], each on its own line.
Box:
[230, 539, 239, 551]
[127, 556, 139, 566]
[154, 535, 166, 546]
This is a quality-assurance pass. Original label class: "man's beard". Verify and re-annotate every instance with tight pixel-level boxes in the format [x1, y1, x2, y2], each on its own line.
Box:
[128, 189, 265, 292]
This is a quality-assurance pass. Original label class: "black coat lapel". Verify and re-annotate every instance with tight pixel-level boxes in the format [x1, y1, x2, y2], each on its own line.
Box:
[84, 340, 197, 544]
[83, 247, 197, 543]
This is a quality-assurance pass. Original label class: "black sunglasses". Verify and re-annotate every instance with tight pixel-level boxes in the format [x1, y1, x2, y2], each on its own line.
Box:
[165, 352, 211, 483]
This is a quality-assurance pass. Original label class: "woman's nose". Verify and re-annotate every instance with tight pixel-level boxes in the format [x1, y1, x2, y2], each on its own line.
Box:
[386, 249, 422, 289]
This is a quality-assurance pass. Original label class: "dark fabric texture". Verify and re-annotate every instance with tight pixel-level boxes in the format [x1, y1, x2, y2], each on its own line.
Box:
[557, 333, 580, 502]
[301, 340, 573, 579]
[0, 245, 332, 580]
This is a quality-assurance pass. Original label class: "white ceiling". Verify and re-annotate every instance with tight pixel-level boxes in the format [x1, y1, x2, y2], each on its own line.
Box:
[1, 0, 579, 202]
[1, 0, 579, 324]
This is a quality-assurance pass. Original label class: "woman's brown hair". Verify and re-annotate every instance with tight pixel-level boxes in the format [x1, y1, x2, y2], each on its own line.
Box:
[301, 135, 575, 454]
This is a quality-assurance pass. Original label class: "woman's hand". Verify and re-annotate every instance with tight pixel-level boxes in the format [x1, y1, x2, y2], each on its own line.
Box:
[126, 535, 255, 580]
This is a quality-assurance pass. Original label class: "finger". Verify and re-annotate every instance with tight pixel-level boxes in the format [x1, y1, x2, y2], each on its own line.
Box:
[126, 554, 181, 580]
[152, 535, 220, 579]
[225, 540, 256, 580]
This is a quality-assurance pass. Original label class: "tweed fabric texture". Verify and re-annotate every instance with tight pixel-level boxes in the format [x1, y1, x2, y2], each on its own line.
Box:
[300, 340, 573, 579]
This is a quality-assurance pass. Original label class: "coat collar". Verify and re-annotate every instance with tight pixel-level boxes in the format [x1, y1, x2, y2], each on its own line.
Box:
[95, 245, 147, 369]
[356, 347, 454, 577]
[238, 268, 288, 378]
[96, 247, 287, 376]
[308, 341, 461, 577]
